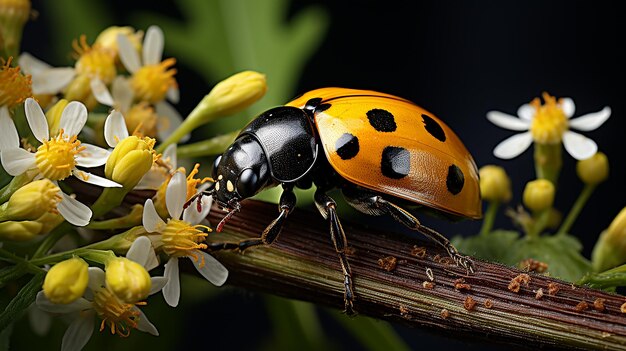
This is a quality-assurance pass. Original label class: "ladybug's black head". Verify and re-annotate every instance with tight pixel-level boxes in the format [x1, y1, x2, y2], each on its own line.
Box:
[210, 134, 271, 212]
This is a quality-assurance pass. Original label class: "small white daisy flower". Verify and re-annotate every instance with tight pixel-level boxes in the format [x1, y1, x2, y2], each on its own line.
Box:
[487, 92, 611, 160]
[142, 171, 228, 307]
[35, 237, 166, 351]
[0, 98, 121, 226]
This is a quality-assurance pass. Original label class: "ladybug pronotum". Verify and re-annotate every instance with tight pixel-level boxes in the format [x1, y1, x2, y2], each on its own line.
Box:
[195, 88, 482, 313]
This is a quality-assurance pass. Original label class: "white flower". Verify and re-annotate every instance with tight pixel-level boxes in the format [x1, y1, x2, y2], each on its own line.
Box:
[0, 98, 122, 226]
[35, 237, 166, 351]
[487, 93, 611, 160]
[18, 53, 76, 95]
[142, 171, 228, 307]
[115, 25, 183, 139]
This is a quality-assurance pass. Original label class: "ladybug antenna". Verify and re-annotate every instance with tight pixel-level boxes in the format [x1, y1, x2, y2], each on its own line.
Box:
[216, 201, 240, 233]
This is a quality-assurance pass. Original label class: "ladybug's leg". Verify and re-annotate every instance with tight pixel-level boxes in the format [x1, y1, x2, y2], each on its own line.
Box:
[314, 189, 356, 315]
[207, 185, 296, 252]
[342, 188, 474, 274]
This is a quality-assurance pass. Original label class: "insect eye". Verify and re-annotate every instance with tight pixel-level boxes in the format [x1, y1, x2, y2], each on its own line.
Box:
[237, 168, 258, 198]
[211, 155, 222, 179]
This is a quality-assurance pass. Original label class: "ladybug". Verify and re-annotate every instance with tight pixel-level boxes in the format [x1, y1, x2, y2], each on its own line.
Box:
[198, 87, 482, 313]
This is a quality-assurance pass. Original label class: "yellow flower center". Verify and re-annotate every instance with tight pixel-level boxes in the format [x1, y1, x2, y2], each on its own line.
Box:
[160, 219, 210, 262]
[131, 58, 177, 103]
[73, 36, 117, 84]
[529, 92, 568, 144]
[92, 286, 145, 337]
[34, 130, 85, 181]
[186, 163, 212, 200]
[125, 102, 158, 138]
[0, 57, 32, 109]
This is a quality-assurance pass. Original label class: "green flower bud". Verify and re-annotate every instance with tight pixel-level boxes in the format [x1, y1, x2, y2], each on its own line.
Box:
[0, 0, 30, 56]
[105, 135, 155, 189]
[43, 257, 89, 304]
[479, 165, 512, 203]
[105, 257, 151, 303]
[577, 152, 609, 185]
[523, 179, 555, 212]
[592, 207, 626, 272]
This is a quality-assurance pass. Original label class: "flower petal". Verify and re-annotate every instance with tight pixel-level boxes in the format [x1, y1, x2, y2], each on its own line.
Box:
[166, 172, 187, 220]
[563, 130, 598, 160]
[560, 97, 575, 118]
[162, 143, 177, 169]
[486, 111, 530, 131]
[149, 276, 168, 295]
[0, 148, 36, 176]
[142, 199, 166, 232]
[90, 78, 114, 106]
[134, 308, 159, 336]
[31, 68, 76, 95]
[117, 33, 141, 73]
[87, 267, 105, 291]
[517, 103, 535, 121]
[18, 52, 51, 74]
[163, 257, 180, 307]
[493, 132, 533, 159]
[166, 86, 179, 104]
[24, 97, 49, 142]
[568, 107, 611, 132]
[135, 167, 169, 190]
[143, 25, 164, 65]
[191, 251, 228, 286]
[59, 101, 88, 137]
[103, 110, 129, 147]
[0, 106, 20, 150]
[127, 236, 158, 270]
[72, 169, 122, 188]
[57, 191, 92, 226]
[35, 291, 92, 314]
[61, 311, 95, 351]
[111, 76, 134, 112]
[155, 101, 187, 142]
[28, 303, 52, 336]
[183, 195, 212, 225]
[76, 143, 110, 167]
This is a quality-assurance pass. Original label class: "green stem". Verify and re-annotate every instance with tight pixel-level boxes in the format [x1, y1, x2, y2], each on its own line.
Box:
[176, 130, 239, 158]
[31, 222, 71, 259]
[157, 116, 203, 154]
[556, 184, 595, 236]
[0, 248, 44, 274]
[534, 143, 562, 184]
[30, 248, 115, 266]
[528, 208, 550, 238]
[0, 173, 33, 203]
[90, 187, 130, 218]
[479, 201, 499, 236]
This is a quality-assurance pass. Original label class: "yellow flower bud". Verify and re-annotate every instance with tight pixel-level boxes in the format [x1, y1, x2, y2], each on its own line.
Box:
[105, 135, 155, 189]
[0, 0, 31, 56]
[523, 179, 555, 212]
[44, 99, 68, 136]
[0, 179, 61, 221]
[0, 220, 42, 241]
[577, 152, 609, 185]
[105, 257, 151, 303]
[43, 257, 89, 304]
[592, 207, 626, 272]
[189, 71, 267, 124]
[479, 165, 512, 203]
[64, 75, 99, 111]
[95, 26, 143, 59]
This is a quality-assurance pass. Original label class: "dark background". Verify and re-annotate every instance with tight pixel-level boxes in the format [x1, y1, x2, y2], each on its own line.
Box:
[19, 0, 626, 350]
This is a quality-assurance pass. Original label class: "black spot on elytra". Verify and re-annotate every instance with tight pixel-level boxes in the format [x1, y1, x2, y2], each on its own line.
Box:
[315, 103, 331, 113]
[422, 114, 446, 142]
[446, 164, 464, 195]
[381, 146, 410, 179]
[305, 98, 322, 111]
[335, 133, 360, 160]
[367, 109, 397, 132]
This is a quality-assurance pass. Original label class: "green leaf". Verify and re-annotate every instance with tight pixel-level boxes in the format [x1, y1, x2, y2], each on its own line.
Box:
[452, 230, 520, 263]
[577, 264, 626, 290]
[0, 273, 45, 331]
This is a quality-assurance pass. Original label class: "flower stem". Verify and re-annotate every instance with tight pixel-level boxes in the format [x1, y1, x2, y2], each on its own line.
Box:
[479, 201, 499, 236]
[0, 248, 44, 274]
[176, 130, 239, 158]
[157, 115, 205, 153]
[534, 143, 562, 184]
[30, 248, 116, 266]
[556, 184, 596, 236]
[31, 222, 71, 259]
[528, 209, 550, 238]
